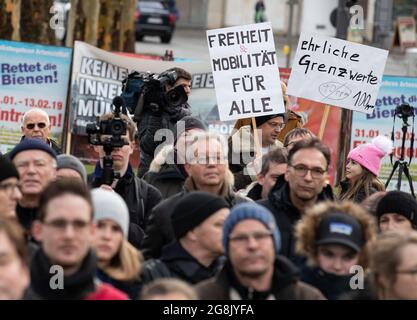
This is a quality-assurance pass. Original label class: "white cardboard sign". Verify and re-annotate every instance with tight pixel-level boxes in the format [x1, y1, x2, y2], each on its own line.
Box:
[207, 22, 285, 121]
[287, 32, 388, 114]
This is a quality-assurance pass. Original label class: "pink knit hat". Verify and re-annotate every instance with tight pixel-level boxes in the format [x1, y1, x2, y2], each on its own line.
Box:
[347, 136, 393, 176]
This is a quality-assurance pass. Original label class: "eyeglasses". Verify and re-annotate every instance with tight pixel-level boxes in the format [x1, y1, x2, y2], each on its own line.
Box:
[267, 122, 286, 130]
[289, 164, 326, 179]
[43, 219, 90, 232]
[229, 231, 273, 245]
[0, 182, 21, 195]
[25, 122, 47, 130]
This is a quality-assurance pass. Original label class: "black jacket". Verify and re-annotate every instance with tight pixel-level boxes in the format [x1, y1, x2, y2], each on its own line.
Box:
[137, 104, 191, 177]
[143, 151, 187, 200]
[257, 175, 334, 264]
[195, 256, 325, 300]
[16, 204, 37, 233]
[339, 180, 378, 203]
[96, 268, 142, 300]
[89, 163, 162, 249]
[141, 242, 224, 285]
[301, 266, 355, 300]
[141, 178, 251, 259]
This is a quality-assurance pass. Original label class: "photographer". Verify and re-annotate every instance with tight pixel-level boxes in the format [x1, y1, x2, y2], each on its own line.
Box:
[89, 112, 162, 249]
[136, 67, 192, 177]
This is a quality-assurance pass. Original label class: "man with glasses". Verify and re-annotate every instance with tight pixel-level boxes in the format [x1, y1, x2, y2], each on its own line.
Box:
[89, 112, 162, 249]
[258, 138, 334, 264]
[20, 108, 61, 154]
[0, 156, 22, 218]
[142, 131, 249, 259]
[196, 203, 324, 300]
[27, 178, 127, 299]
[229, 113, 287, 190]
[9, 139, 57, 233]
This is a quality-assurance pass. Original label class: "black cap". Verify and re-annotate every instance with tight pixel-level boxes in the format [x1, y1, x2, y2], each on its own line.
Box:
[316, 212, 364, 252]
[376, 191, 417, 226]
[171, 191, 229, 239]
[0, 155, 19, 182]
[9, 138, 57, 160]
[254, 113, 287, 128]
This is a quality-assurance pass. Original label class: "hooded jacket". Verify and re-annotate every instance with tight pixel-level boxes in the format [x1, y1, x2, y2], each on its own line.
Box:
[195, 256, 325, 300]
[141, 176, 251, 259]
[143, 145, 187, 199]
[257, 175, 334, 264]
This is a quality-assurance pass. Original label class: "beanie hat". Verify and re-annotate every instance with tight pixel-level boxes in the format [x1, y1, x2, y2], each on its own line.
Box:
[223, 203, 281, 256]
[91, 189, 130, 238]
[0, 155, 19, 182]
[347, 136, 393, 176]
[9, 138, 57, 160]
[57, 154, 87, 184]
[171, 191, 229, 239]
[316, 212, 364, 252]
[254, 113, 287, 128]
[173, 116, 207, 142]
[376, 191, 417, 227]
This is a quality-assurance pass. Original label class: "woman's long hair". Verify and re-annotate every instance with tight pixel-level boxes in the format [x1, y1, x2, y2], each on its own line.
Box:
[99, 239, 143, 282]
[340, 168, 385, 201]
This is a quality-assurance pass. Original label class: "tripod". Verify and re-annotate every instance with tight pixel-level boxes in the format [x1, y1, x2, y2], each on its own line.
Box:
[385, 120, 415, 197]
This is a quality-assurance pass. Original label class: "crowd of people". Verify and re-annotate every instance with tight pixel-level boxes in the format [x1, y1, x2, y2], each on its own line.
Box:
[1, 65, 417, 301]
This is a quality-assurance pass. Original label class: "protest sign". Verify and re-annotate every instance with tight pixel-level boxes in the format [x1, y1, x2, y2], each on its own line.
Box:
[287, 32, 388, 114]
[0, 40, 72, 154]
[207, 22, 285, 121]
[351, 75, 417, 192]
[70, 41, 197, 134]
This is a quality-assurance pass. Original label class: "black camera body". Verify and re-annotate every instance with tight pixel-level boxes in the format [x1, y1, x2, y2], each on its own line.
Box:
[120, 70, 188, 118]
[395, 103, 414, 121]
[86, 96, 128, 185]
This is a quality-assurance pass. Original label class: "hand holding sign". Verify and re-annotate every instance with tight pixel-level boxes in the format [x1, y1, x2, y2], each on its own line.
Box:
[287, 33, 388, 114]
[207, 22, 285, 121]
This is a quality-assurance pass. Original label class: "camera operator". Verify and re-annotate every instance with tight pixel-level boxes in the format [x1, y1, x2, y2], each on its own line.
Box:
[137, 67, 192, 177]
[89, 112, 162, 249]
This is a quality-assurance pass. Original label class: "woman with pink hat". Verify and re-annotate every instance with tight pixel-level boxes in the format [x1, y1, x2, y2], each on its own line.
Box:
[339, 136, 393, 203]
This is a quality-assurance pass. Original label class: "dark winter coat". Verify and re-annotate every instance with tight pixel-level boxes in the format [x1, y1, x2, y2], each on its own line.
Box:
[89, 163, 162, 249]
[143, 145, 187, 199]
[301, 266, 356, 300]
[137, 104, 191, 177]
[141, 177, 251, 259]
[257, 175, 334, 264]
[96, 268, 142, 300]
[339, 180, 379, 203]
[195, 256, 325, 300]
[141, 241, 224, 285]
[15, 204, 37, 233]
[25, 248, 128, 300]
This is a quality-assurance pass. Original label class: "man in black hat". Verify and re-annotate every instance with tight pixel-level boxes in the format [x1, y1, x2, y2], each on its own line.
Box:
[141, 191, 230, 285]
[9, 139, 57, 232]
[228, 113, 287, 190]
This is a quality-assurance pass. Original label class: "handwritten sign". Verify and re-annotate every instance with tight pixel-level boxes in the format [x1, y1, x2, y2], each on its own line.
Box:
[207, 22, 285, 121]
[287, 32, 388, 114]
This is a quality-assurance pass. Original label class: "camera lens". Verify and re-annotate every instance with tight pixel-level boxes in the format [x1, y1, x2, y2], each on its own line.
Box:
[111, 119, 125, 135]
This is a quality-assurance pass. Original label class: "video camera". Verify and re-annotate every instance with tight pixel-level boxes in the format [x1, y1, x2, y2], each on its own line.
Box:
[86, 96, 128, 185]
[119, 70, 188, 121]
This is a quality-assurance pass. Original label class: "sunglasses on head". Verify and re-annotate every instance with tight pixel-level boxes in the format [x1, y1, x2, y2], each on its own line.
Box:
[26, 122, 47, 129]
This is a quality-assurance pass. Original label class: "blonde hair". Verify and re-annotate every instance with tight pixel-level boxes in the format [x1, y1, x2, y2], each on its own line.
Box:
[140, 278, 198, 300]
[369, 230, 417, 297]
[295, 201, 377, 268]
[99, 239, 143, 281]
